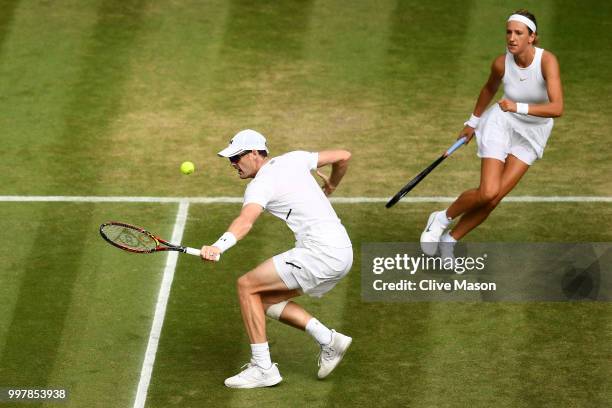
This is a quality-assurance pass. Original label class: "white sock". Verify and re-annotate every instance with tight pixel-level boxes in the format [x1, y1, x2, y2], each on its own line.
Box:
[436, 209, 452, 228]
[441, 231, 457, 243]
[250, 342, 272, 369]
[305, 318, 332, 345]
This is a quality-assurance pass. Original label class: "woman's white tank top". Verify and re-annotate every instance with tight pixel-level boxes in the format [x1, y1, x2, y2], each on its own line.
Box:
[503, 47, 552, 126]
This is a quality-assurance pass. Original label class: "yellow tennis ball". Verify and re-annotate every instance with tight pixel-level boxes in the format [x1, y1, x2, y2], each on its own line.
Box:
[180, 161, 195, 175]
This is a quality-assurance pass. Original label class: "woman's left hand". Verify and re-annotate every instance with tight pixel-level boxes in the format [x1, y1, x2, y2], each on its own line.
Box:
[498, 98, 517, 113]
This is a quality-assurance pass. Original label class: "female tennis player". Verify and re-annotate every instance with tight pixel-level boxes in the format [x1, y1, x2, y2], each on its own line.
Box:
[421, 9, 564, 260]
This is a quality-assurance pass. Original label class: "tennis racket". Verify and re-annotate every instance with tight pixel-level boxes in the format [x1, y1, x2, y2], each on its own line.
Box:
[99, 221, 211, 258]
[386, 137, 467, 208]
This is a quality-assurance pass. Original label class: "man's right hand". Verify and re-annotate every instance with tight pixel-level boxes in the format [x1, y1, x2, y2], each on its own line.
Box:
[200, 245, 221, 262]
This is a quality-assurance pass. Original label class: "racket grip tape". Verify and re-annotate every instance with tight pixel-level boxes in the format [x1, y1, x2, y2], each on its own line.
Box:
[445, 137, 467, 156]
[184, 246, 221, 261]
[184, 247, 202, 256]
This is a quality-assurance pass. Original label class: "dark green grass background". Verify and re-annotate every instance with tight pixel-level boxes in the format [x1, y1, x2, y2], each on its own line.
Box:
[0, 1, 610, 407]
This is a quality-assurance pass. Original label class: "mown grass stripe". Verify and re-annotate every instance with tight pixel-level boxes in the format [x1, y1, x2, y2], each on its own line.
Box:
[325, 205, 437, 407]
[0, 0, 149, 398]
[421, 3, 523, 405]
[0, 0, 20, 57]
[134, 201, 190, 408]
[0, 203, 95, 388]
[325, 0, 476, 404]
[516, 3, 612, 406]
[45, 0, 148, 195]
[216, 3, 321, 407]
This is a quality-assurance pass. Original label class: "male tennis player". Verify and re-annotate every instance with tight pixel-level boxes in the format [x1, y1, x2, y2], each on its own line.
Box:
[200, 129, 353, 388]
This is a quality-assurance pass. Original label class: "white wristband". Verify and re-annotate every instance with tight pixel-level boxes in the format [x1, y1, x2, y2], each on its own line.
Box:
[464, 114, 480, 129]
[516, 103, 529, 115]
[212, 232, 237, 253]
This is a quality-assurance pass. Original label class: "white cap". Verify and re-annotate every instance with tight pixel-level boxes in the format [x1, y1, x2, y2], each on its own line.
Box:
[217, 129, 269, 157]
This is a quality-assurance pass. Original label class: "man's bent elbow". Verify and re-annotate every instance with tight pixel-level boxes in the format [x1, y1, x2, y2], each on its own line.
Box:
[340, 150, 352, 163]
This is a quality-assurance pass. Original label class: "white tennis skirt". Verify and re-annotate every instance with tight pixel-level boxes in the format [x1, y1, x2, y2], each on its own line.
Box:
[476, 104, 553, 165]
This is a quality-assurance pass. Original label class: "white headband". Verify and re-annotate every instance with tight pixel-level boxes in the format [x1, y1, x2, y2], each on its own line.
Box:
[507, 14, 536, 33]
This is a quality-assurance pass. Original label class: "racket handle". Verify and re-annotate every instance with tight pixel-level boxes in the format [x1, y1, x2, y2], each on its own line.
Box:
[184, 246, 221, 261]
[445, 137, 467, 156]
[184, 247, 202, 256]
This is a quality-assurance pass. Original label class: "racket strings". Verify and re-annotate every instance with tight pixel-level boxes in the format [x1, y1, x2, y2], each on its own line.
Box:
[102, 224, 157, 251]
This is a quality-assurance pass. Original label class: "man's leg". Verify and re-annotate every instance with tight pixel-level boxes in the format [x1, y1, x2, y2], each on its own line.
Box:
[237, 256, 336, 347]
[260, 290, 307, 329]
[262, 293, 333, 345]
[257, 263, 352, 379]
[262, 293, 351, 379]
[236, 258, 292, 345]
[224, 258, 290, 388]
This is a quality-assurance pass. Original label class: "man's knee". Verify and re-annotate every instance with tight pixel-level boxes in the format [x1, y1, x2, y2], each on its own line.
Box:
[237, 274, 253, 294]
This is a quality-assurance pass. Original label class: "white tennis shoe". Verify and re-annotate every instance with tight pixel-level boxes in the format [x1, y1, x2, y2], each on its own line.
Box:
[224, 361, 282, 389]
[420, 211, 448, 256]
[318, 330, 352, 379]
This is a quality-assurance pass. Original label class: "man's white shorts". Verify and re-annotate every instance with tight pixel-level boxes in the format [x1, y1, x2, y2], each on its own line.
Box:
[273, 243, 353, 298]
[476, 104, 553, 165]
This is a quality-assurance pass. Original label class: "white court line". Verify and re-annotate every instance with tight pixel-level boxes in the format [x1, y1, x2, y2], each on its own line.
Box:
[133, 201, 190, 408]
[0, 195, 241, 203]
[1, 195, 612, 203]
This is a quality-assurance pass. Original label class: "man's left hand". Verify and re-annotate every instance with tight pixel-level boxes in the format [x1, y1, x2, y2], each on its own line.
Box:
[316, 170, 336, 196]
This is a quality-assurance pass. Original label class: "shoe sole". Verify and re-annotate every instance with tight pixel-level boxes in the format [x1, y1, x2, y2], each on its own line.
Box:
[420, 212, 439, 256]
[318, 336, 352, 379]
[225, 375, 283, 389]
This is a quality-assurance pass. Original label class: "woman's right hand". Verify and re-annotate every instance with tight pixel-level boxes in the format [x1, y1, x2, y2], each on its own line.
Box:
[460, 126, 476, 144]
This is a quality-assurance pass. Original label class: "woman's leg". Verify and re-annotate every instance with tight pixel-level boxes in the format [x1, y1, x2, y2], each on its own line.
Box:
[446, 158, 505, 219]
[450, 155, 530, 240]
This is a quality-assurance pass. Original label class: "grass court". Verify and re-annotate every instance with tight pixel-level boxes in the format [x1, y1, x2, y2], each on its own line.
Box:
[0, 1, 610, 407]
